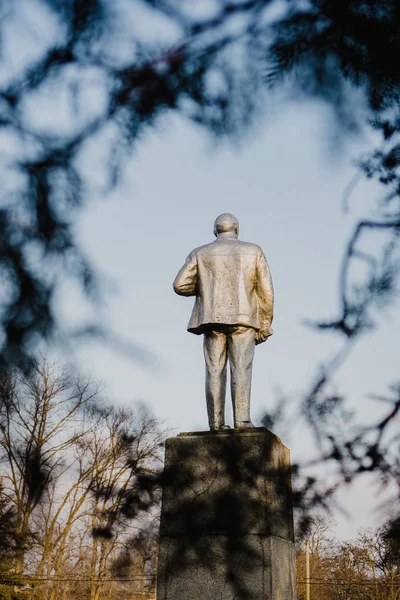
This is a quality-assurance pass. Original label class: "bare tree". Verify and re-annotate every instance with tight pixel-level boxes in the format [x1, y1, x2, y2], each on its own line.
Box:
[296, 522, 400, 600]
[296, 517, 337, 600]
[0, 359, 164, 599]
[80, 406, 162, 600]
[0, 359, 99, 574]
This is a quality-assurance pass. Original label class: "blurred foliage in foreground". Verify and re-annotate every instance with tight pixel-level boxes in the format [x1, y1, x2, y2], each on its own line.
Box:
[1, 0, 400, 559]
[1, 0, 400, 368]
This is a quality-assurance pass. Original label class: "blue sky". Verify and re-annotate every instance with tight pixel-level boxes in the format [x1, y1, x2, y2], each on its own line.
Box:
[3, 0, 399, 540]
[54, 100, 400, 539]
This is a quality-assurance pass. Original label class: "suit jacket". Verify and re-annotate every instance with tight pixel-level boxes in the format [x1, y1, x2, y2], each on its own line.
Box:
[173, 235, 274, 335]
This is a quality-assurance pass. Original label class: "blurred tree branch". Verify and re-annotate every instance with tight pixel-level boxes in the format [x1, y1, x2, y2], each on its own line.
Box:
[1, 0, 400, 371]
[1, 0, 400, 542]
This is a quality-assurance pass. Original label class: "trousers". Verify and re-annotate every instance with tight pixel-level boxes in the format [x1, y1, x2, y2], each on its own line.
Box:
[203, 325, 255, 429]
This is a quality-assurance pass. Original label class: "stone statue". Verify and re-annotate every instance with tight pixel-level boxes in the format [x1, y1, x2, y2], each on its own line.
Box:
[173, 213, 274, 430]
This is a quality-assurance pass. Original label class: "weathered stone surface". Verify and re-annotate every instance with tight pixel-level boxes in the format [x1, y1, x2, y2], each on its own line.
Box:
[157, 535, 297, 600]
[156, 429, 297, 600]
[160, 428, 294, 539]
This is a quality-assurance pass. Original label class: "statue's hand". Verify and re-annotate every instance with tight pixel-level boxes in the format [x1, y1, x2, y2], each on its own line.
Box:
[255, 326, 273, 345]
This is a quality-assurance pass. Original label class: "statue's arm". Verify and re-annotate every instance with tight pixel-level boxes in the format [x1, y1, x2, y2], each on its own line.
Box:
[255, 249, 274, 344]
[173, 252, 198, 296]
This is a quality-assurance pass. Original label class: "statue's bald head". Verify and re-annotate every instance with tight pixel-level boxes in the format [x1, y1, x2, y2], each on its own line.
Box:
[213, 213, 239, 237]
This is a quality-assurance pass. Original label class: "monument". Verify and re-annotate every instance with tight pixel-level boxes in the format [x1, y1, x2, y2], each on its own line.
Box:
[173, 213, 274, 429]
[156, 215, 297, 600]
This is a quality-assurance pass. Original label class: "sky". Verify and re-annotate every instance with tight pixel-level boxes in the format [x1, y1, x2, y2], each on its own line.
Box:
[53, 99, 399, 540]
[3, 0, 400, 542]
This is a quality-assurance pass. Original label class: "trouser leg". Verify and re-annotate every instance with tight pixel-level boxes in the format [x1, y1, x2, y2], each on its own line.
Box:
[203, 330, 228, 429]
[228, 327, 255, 427]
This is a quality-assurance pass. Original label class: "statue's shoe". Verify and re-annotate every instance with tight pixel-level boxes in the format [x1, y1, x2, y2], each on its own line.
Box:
[235, 421, 256, 428]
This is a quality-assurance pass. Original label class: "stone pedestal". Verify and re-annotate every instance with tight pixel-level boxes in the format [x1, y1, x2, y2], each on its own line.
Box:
[156, 428, 297, 600]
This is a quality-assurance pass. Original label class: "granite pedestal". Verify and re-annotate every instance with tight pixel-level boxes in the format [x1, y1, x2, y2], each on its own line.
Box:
[156, 428, 297, 600]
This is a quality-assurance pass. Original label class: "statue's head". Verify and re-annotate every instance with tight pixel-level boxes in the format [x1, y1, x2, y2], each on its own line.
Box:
[213, 213, 239, 237]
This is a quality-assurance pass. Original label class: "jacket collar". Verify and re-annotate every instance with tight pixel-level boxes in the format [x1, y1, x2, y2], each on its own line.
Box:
[215, 232, 238, 241]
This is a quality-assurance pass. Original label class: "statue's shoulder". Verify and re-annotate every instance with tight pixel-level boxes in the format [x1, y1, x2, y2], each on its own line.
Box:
[237, 240, 264, 255]
[191, 241, 218, 256]
[192, 240, 263, 256]
[239, 240, 261, 250]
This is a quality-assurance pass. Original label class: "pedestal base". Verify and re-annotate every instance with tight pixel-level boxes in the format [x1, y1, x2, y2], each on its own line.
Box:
[156, 429, 297, 600]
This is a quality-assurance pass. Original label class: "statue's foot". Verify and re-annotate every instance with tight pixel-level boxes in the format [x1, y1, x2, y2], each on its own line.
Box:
[210, 424, 231, 431]
[235, 421, 256, 429]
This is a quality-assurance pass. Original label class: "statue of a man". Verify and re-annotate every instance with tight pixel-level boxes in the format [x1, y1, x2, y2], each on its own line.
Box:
[173, 213, 274, 430]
